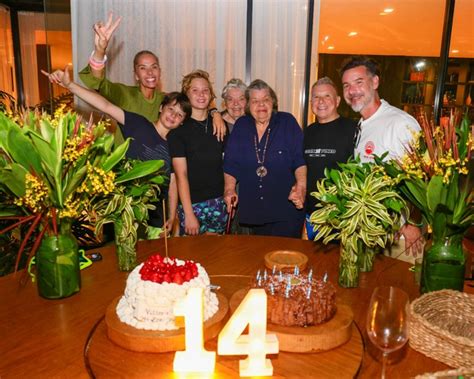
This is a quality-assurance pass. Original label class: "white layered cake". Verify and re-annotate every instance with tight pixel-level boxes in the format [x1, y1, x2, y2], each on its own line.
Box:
[116, 254, 219, 331]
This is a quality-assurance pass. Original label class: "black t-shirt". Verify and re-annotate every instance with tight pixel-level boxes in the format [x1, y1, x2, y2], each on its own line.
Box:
[122, 111, 171, 227]
[122, 111, 171, 176]
[167, 116, 226, 204]
[304, 116, 356, 213]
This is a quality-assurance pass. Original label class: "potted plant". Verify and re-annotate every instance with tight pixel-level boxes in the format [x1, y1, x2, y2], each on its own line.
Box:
[377, 112, 473, 293]
[309, 158, 406, 287]
[0, 109, 165, 297]
[92, 158, 165, 271]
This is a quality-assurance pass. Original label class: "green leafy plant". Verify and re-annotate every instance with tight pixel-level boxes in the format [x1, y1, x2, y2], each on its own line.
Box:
[92, 159, 165, 270]
[0, 109, 164, 273]
[377, 112, 473, 242]
[309, 158, 406, 286]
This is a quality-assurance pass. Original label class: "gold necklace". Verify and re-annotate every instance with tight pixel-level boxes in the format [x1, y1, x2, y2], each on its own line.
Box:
[254, 128, 271, 178]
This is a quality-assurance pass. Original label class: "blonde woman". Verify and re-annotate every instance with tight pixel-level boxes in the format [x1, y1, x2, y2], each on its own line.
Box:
[168, 70, 228, 236]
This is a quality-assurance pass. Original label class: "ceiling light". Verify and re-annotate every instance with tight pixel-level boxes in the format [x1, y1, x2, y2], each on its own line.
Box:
[324, 35, 329, 41]
[379, 12, 387, 16]
[451, 49, 459, 53]
[384, 8, 394, 13]
[348, 32, 358, 37]
[415, 61, 426, 70]
[328, 46, 335, 50]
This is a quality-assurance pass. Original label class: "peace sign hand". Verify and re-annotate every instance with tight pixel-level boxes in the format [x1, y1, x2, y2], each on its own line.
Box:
[93, 12, 122, 54]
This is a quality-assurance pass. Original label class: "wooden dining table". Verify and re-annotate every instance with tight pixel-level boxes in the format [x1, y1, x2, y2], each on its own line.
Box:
[0, 235, 452, 378]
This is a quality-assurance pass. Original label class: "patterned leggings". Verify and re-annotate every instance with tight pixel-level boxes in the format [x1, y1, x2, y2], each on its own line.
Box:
[178, 196, 228, 236]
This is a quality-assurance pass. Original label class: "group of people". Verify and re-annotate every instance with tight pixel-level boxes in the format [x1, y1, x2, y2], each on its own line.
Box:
[43, 14, 422, 252]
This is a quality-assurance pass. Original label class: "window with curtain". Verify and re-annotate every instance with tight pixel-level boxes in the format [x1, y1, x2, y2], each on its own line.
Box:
[72, 0, 247, 111]
[71, 0, 316, 123]
[251, 0, 310, 122]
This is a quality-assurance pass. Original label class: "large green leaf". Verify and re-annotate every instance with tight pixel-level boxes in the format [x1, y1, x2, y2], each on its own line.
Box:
[39, 118, 55, 143]
[445, 172, 458, 213]
[7, 126, 43, 174]
[29, 132, 58, 179]
[0, 163, 28, 197]
[115, 160, 164, 184]
[426, 176, 446, 214]
[432, 207, 448, 241]
[404, 180, 427, 210]
[102, 139, 130, 172]
[63, 164, 88, 199]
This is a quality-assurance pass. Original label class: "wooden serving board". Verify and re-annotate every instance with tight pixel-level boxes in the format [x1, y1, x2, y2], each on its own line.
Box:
[230, 288, 353, 353]
[264, 250, 309, 271]
[105, 292, 228, 353]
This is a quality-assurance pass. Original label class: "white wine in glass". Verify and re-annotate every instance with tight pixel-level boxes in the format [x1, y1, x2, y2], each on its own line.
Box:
[366, 286, 409, 379]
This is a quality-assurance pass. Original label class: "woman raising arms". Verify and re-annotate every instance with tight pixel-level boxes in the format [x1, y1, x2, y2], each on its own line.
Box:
[43, 65, 192, 235]
[79, 13, 225, 139]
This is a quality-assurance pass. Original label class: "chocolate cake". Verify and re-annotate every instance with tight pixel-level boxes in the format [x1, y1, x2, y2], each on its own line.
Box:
[252, 269, 337, 327]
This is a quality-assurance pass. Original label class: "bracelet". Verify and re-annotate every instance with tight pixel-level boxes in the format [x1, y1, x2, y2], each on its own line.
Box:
[88, 58, 105, 71]
[90, 50, 107, 65]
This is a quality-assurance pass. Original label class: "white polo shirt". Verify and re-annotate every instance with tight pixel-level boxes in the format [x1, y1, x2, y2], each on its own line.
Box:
[354, 99, 421, 163]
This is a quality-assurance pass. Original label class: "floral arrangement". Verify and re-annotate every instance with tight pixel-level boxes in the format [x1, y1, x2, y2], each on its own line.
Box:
[377, 112, 473, 240]
[93, 158, 165, 271]
[309, 158, 406, 287]
[0, 108, 164, 273]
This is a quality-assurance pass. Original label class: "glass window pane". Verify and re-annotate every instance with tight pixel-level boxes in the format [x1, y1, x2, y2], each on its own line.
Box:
[316, 0, 450, 119]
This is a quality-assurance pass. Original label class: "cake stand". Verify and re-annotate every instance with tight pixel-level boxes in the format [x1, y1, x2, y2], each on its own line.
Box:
[105, 292, 228, 352]
[230, 288, 353, 353]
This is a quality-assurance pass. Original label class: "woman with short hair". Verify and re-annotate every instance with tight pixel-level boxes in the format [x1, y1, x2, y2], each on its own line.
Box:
[223, 79, 306, 238]
[221, 78, 247, 133]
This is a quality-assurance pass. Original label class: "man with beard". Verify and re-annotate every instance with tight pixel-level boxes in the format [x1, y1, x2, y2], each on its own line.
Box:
[340, 56, 422, 256]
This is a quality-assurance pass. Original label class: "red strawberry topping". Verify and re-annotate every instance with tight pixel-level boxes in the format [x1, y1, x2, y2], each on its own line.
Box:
[139, 254, 198, 284]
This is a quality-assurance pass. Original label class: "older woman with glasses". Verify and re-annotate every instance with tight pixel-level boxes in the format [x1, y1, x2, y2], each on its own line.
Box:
[223, 79, 306, 238]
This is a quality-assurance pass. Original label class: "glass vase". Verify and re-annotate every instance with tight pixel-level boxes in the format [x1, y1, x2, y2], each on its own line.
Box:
[36, 222, 81, 299]
[420, 234, 465, 293]
[114, 220, 137, 271]
[359, 243, 378, 273]
[339, 243, 360, 288]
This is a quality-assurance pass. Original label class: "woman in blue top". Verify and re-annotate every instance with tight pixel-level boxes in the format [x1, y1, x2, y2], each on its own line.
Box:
[223, 79, 306, 238]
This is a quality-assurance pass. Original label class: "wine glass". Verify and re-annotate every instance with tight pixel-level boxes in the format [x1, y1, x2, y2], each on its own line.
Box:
[366, 286, 410, 378]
